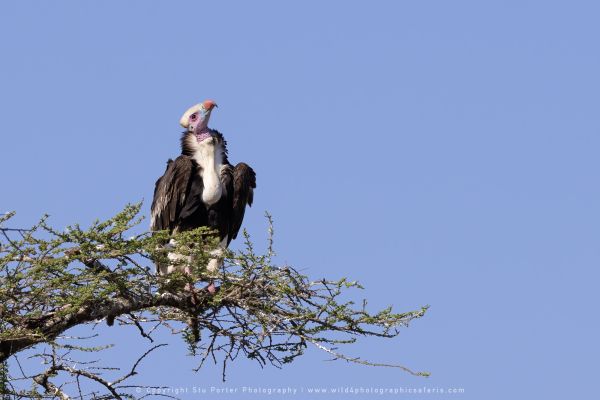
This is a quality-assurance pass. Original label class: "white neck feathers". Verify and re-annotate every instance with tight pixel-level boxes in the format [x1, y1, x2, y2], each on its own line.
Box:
[189, 137, 223, 206]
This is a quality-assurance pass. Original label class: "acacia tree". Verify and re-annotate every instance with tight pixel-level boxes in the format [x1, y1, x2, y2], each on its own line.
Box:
[0, 204, 428, 398]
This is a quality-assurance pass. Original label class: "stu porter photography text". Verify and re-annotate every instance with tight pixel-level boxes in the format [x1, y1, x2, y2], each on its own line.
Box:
[138, 385, 466, 396]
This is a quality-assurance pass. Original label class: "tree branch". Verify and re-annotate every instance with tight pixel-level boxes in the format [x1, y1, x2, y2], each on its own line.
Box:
[1, 203, 429, 397]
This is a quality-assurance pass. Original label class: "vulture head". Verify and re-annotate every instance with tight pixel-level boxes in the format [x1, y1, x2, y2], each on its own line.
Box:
[179, 100, 218, 142]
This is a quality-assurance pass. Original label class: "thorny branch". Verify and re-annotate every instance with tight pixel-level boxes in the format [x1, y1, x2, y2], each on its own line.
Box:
[0, 204, 429, 398]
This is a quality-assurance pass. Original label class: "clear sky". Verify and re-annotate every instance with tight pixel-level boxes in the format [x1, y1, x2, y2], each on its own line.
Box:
[1, 1, 599, 399]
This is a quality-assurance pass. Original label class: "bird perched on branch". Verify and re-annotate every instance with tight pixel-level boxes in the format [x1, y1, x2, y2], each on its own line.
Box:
[151, 100, 256, 293]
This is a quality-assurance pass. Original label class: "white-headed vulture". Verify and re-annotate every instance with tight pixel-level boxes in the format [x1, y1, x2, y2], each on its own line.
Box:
[151, 100, 256, 283]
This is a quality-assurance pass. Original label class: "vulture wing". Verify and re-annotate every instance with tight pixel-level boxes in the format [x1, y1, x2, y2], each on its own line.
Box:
[150, 155, 196, 233]
[228, 162, 256, 243]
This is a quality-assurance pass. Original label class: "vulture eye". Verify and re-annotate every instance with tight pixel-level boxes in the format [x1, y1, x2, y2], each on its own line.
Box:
[190, 114, 198, 121]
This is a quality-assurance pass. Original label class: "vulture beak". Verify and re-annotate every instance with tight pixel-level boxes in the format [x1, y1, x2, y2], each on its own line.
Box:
[203, 100, 218, 110]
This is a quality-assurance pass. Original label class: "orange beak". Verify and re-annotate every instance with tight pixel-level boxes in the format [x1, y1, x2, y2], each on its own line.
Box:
[202, 99, 218, 110]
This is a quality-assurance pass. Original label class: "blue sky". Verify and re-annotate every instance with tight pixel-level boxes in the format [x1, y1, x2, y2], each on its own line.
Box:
[1, 1, 599, 398]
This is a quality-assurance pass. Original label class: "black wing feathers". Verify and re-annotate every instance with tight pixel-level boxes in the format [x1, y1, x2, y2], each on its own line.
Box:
[229, 162, 256, 242]
[150, 156, 195, 233]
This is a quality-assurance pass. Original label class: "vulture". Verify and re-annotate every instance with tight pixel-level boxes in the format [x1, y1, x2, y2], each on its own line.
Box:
[150, 100, 256, 289]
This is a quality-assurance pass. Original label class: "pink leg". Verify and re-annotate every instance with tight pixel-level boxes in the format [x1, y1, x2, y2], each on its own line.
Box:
[182, 267, 198, 304]
[206, 280, 217, 294]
